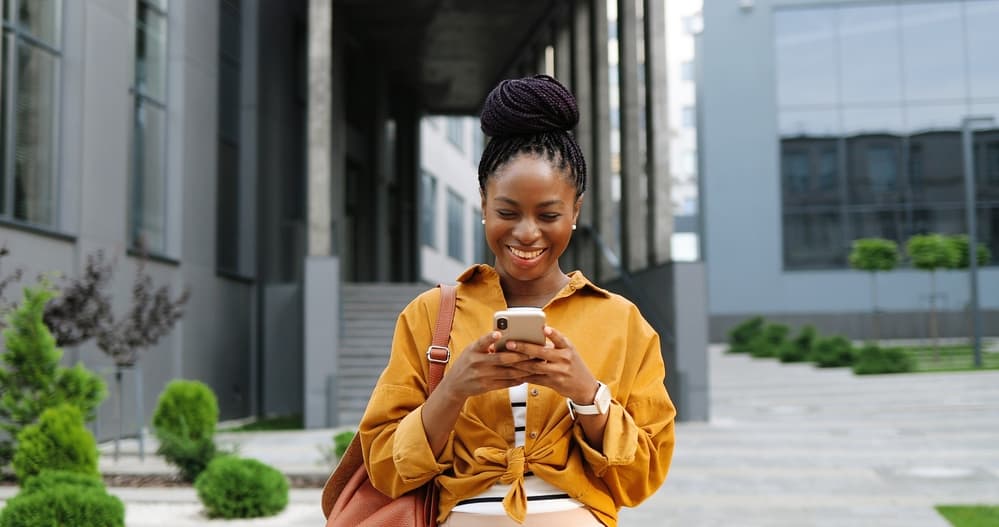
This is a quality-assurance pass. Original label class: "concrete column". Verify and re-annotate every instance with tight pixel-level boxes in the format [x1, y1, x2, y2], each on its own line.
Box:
[555, 20, 572, 85]
[644, 0, 671, 264]
[306, 0, 332, 257]
[571, 0, 597, 277]
[591, 0, 615, 281]
[618, 0, 647, 272]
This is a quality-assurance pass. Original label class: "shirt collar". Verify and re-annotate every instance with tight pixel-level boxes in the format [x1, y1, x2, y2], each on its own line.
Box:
[456, 264, 611, 300]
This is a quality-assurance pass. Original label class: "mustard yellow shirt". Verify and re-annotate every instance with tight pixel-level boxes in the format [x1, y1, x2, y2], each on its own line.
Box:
[359, 265, 676, 526]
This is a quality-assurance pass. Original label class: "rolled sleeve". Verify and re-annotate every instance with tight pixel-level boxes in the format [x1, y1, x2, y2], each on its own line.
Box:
[393, 405, 454, 483]
[572, 402, 638, 477]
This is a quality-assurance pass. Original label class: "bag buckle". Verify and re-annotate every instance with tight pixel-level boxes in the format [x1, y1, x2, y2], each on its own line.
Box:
[426, 345, 451, 364]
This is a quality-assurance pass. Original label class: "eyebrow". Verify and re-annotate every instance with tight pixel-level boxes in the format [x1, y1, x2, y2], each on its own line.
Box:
[493, 196, 565, 208]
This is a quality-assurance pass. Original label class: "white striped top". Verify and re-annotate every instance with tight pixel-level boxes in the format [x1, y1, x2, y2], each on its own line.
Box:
[450, 383, 584, 515]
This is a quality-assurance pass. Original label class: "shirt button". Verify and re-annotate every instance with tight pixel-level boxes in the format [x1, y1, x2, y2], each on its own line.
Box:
[531, 388, 539, 397]
[529, 431, 538, 439]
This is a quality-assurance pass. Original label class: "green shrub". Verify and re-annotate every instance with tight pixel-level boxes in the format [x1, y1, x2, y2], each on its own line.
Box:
[811, 336, 855, 368]
[727, 316, 764, 354]
[152, 379, 219, 442]
[748, 323, 790, 358]
[12, 404, 98, 482]
[155, 430, 218, 482]
[0, 476, 124, 527]
[195, 456, 289, 519]
[22, 469, 105, 494]
[853, 345, 914, 375]
[778, 325, 818, 363]
[0, 286, 106, 466]
[334, 430, 354, 458]
[152, 379, 219, 481]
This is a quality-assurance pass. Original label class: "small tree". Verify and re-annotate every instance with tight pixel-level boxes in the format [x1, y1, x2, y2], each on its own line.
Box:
[848, 238, 899, 341]
[0, 286, 106, 467]
[42, 248, 189, 459]
[906, 234, 958, 358]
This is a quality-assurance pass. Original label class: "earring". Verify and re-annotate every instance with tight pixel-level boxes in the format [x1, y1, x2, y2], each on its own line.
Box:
[572, 224, 577, 231]
[481, 219, 486, 225]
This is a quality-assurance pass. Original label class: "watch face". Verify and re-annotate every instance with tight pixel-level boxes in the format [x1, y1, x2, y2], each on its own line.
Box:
[595, 383, 611, 414]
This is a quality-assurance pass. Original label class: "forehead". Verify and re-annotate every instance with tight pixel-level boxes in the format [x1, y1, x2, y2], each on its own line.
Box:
[486, 155, 574, 199]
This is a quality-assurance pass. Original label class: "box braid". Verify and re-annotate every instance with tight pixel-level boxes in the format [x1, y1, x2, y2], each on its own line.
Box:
[478, 75, 587, 198]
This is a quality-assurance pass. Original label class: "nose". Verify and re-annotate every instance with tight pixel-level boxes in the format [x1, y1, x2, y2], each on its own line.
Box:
[513, 218, 541, 243]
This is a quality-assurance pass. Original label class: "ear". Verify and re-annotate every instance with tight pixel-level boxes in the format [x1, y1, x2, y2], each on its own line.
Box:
[480, 189, 487, 216]
[572, 193, 584, 225]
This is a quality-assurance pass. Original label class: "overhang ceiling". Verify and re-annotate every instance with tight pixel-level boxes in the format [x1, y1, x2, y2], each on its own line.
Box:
[336, 0, 562, 115]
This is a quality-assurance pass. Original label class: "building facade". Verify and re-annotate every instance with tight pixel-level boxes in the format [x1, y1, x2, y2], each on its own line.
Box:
[701, 0, 999, 340]
[0, 0, 710, 443]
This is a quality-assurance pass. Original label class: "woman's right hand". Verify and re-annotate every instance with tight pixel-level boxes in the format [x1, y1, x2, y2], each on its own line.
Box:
[440, 331, 537, 400]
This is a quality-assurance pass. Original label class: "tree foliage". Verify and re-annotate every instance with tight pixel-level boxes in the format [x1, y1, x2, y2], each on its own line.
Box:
[849, 238, 900, 272]
[906, 234, 958, 271]
[0, 287, 106, 467]
[43, 248, 190, 367]
[946, 234, 991, 269]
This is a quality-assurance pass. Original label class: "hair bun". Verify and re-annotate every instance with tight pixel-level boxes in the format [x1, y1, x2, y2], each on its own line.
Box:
[480, 75, 579, 138]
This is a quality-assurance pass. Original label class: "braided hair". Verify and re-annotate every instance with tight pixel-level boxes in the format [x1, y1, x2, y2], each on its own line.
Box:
[478, 75, 587, 198]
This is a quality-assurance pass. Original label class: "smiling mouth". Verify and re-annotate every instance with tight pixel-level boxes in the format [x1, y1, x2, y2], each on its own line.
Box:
[508, 246, 546, 260]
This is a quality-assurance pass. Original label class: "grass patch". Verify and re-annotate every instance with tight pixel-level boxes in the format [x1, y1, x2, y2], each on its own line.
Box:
[899, 345, 999, 373]
[222, 414, 303, 432]
[936, 504, 999, 527]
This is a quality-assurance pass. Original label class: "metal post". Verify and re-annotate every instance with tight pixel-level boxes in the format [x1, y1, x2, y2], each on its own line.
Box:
[961, 116, 995, 368]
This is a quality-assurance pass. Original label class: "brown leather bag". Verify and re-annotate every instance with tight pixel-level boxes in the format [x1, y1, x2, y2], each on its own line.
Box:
[321, 284, 457, 527]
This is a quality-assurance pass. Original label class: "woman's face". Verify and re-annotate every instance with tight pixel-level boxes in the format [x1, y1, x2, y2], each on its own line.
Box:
[481, 154, 581, 288]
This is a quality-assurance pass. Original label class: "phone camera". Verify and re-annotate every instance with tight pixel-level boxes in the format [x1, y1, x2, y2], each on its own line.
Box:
[497, 318, 508, 330]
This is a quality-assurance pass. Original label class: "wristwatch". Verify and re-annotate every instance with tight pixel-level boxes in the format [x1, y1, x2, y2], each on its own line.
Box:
[567, 381, 611, 419]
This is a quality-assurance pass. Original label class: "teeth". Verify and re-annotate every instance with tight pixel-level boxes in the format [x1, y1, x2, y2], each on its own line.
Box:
[510, 247, 544, 259]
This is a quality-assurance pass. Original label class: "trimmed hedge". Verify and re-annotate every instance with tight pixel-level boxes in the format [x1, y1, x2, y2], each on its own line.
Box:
[852, 345, 914, 375]
[152, 379, 220, 481]
[12, 404, 98, 482]
[195, 456, 289, 519]
[727, 316, 764, 354]
[778, 325, 817, 363]
[0, 470, 124, 527]
[812, 336, 855, 368]
[748, 323, 790, 358]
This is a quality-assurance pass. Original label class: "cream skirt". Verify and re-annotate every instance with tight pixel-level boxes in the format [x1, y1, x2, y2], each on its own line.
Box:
[441, 508, 604, 526]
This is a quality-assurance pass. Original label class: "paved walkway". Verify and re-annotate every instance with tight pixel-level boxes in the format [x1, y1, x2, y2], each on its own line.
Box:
[2, 345, 997, 526]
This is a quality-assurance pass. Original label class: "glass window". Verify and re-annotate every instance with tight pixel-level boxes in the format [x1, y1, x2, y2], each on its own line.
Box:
[838, 4, 901, 105]
[18, 0, 61, 47]
[447, 118, 464, 152]
[680, 60, 693, 82]
[682, 106, 695, 128]
[908, 131, 963, 204]
[130, 0, 169, 252]
[421, 171, 437, 249]
[782, 211, 845, 269]
[900, 2, 964, 103]
[966, 1, 999, 100]
[446, 188, 465, 262]
[1, 0, 62, 227]
[775, 0, 999, 270]
[774, 7, 837, 108]
[217, 0, 244, 275]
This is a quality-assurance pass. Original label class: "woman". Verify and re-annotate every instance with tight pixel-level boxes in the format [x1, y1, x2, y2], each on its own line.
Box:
[359, 74, 675, 527]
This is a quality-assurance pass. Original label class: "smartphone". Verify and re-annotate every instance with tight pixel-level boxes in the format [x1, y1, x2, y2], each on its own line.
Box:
[494, 307, 546, 350]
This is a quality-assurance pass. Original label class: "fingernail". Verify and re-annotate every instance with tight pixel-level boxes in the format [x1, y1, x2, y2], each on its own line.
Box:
[544, 327, 553, 335]
[506, 342, 516, 350]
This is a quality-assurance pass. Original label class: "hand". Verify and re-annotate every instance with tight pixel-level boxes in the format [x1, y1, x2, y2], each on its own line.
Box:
[440, 331, 539, 400]
[503, 326, 598, 403]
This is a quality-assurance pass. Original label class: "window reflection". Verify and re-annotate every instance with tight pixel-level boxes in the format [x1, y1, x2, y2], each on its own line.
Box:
[775, 0, 999, 270]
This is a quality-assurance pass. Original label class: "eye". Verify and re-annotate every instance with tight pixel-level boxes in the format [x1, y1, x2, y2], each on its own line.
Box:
[540, 213, 561, 222]
[496, 210, 517, 219]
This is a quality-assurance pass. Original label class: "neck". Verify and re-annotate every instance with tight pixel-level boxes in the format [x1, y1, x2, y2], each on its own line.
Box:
[498, 266, 570, 307]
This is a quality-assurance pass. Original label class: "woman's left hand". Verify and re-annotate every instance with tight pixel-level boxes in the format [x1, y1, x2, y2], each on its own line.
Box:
[503, 326, 599, 404]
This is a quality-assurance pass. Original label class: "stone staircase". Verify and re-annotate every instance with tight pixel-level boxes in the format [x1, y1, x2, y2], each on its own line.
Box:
[337, 282, 430, 425]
